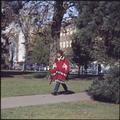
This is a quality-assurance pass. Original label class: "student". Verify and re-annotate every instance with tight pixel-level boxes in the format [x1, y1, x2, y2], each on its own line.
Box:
[98, 64, 101, 75]
[50, 50, 70, 95]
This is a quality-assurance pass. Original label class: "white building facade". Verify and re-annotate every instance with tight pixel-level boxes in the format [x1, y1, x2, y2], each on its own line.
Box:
[17, 29, 26, 63]
[2, 22, 26, 67]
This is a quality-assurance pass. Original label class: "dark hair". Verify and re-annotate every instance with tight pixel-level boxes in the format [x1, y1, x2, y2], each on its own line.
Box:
[57, 50, 64, 56]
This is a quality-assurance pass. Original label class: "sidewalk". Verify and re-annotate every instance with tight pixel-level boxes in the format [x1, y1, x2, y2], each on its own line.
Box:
[1, 92, 92, 109]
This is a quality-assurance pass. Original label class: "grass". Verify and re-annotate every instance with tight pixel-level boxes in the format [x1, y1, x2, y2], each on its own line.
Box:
[1, 76, 92, 97]
[1, 100, 119, 119]
[1, 75, 119, 119]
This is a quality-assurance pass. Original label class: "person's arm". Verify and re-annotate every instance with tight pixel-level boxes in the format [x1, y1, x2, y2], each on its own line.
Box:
[61, 59, 70, 74]
[49, 59, 58, 79]
[50, 63, 57, 73]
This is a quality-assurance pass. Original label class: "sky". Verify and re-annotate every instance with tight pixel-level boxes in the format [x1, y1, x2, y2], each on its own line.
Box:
[23, 1, 78, 23]
[63, 6, 78, 19]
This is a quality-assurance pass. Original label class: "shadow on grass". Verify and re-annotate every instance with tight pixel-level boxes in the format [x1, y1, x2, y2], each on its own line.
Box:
[57, 90, 75, 95]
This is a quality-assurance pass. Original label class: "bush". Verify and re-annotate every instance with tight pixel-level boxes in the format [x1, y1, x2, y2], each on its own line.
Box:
[88, 65, 120, 104]
[33, 72, 47, 78]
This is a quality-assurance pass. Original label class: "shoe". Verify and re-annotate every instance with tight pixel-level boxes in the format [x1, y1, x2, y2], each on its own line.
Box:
[64, 90, 70, 94]
[51, 92, 58, 96]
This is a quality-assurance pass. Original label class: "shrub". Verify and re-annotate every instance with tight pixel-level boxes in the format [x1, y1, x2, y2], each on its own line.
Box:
[33, 72, 47, 78]
[88, 65, 120, 104]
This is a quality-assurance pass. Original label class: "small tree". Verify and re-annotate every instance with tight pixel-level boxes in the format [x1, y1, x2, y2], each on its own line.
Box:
[71, 33, 94, 75]
[27, 28, 50, 66]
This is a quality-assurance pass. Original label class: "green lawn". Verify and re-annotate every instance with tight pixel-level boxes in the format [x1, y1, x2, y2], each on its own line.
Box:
[1, 76, 119, 119]
[1, 100, 119, 119]
[1, 77, 92, 97]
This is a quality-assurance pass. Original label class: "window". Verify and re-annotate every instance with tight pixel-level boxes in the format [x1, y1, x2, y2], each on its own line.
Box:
[60, 32, 63, 36]
[70, 41, 72, 47]
[60, 42, 63, 48]
[63, 42, 65, 48]
[66, 41, 69, 48]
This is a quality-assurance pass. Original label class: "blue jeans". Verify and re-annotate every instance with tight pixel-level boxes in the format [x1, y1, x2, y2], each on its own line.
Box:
[53, 80, 68, 93]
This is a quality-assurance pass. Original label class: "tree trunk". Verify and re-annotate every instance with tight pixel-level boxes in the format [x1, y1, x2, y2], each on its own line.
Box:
[49, 1, 66, 66]
[82, 65, 84, 75]
[23, 34, 30, 71]
[78, 65, 80, 77]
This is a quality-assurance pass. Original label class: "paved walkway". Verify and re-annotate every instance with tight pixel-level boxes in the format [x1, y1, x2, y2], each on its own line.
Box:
[1, 92, 92, 109]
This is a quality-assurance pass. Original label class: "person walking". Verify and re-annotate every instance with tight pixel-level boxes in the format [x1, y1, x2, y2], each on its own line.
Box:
[50, 50, 70, 95]
[98, 64, 101, 75]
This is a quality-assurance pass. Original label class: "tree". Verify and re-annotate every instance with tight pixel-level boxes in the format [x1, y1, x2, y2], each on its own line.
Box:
[1, 1, 51, 69]
[18, 1, 53, 67]
[73, 1, 120, 103]
[50, 1, 69, 66]
[1, 34, 10, 69]
[27, 27, 50, 65]
[1, 1, 27, 69]
[73, 1, 120, 64]
[18, 0, 76, 66]
[1, 1, 76, 69]
[72, 33, 94, 74]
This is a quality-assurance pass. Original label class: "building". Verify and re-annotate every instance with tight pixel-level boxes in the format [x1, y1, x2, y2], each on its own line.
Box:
[2, 18, 76, 69]
[17, 29, 26, 63]
[60, 19, 76, 50]
[1, 22, 26, 68]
